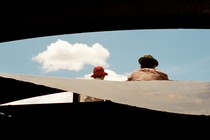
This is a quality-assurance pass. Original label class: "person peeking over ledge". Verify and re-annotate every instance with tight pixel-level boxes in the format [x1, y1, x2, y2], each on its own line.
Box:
[80, 66, 108, 102]
[91, 66, 108, 80]
[127, 54, 169, 81]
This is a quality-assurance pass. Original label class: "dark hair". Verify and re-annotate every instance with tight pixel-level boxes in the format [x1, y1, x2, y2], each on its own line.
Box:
[140, 60, 156, 68]
[94, 75, 105, 79]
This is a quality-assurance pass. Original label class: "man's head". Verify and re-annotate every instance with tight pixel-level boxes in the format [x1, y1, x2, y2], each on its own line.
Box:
[138, 54, 159, 68]
[91, 66, 108, 79]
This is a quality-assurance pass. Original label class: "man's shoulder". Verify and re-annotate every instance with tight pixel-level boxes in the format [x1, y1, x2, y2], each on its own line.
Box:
[155, 69, 168, 75]
[154, 69, 169, 80]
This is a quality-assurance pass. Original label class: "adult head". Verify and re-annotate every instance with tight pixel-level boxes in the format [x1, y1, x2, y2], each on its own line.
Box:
[138, 54, 159, 68]
[91, 66, 108, 79]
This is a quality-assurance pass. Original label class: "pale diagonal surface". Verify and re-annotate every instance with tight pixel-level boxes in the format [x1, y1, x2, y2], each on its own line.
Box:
[0, 72, 210, 115]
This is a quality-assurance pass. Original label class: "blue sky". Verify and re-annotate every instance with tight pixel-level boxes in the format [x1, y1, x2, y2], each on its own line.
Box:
[0, 29, 210, 82]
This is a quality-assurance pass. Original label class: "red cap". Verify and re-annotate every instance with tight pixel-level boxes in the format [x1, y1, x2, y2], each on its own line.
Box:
[91, 66, 108, 78]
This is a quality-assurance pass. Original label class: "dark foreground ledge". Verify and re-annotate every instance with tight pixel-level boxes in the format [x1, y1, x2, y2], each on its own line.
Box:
[0, 101, 209, 139]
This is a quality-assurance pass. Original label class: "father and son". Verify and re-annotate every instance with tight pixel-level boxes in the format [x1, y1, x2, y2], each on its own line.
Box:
[78, 54, 169, 102]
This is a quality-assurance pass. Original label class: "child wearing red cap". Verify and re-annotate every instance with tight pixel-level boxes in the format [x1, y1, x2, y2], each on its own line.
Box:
[91, 66, 108, 80]
[80, 66, 108, 102]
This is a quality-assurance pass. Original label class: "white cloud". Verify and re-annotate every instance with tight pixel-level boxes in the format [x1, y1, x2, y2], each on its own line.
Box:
[32, 39, 110, 72]
[82, 69, 129, 81]
[32, 39, 128, 81]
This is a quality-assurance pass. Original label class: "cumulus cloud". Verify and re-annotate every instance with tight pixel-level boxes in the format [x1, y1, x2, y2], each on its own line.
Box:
[32, 39, 110, 72]
[32, 39, 129, 81]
